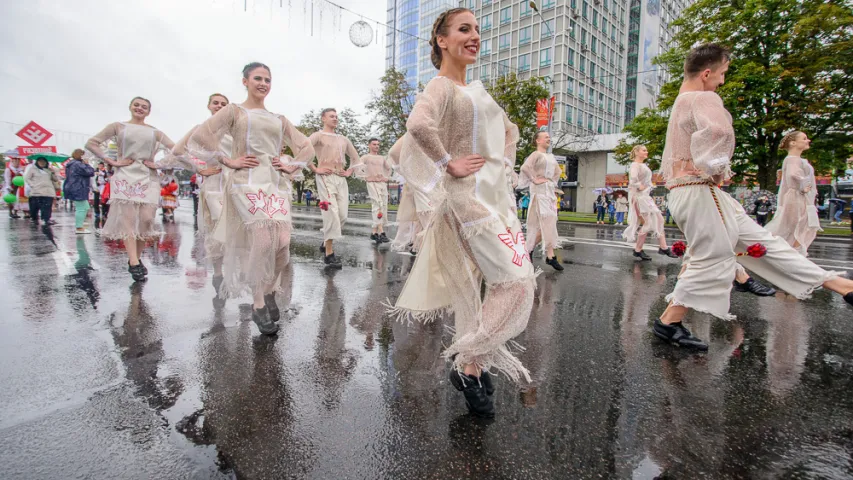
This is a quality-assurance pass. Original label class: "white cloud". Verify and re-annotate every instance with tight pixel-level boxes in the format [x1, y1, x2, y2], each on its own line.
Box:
[0, 0, 387, 153]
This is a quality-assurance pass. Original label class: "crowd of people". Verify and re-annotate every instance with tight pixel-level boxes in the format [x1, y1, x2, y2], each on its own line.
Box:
[4, 7, 852, 420]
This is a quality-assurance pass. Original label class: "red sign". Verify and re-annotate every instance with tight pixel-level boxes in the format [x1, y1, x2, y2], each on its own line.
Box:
[16, 121, 53, 146]
[17, 145, 57, 155]
[536, 97, 556, 129]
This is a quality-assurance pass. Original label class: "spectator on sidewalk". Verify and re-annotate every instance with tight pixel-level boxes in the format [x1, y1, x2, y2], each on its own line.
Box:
[519, 192, 529, 220]
[64, 149, 96, 234]
[24, 156, 59, 226]
[594, 193, 607, 224]
[607, 198, 616, 224]
[614, 192, 628, 225]
[305, 189, 313, 207]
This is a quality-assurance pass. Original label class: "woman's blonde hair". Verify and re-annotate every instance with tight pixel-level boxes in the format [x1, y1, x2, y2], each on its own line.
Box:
[779, 131, 804, 151]
[71, 148, 85, 158]
[629, 145, 646, 161]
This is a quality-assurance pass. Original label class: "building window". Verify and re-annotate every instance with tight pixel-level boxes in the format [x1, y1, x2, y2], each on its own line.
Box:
[481, 13, 492, 31]
[481, 39, 492, 56]
[542, 0, 555, 9]
[567, 78, 575, 95]
[500, 6, 512, 25]
[541, 19, 555, 38]
[607, 97, 612, 112]
[581, 28, 587, 45]
[591, 36, 597, 53]
[499, 59, 510, 76]
[579, 82, 585, 101]
[519, 26, 532, 45]
[566, 105, 573, 123]
[540, 47, 552, 67]
[520, 0, 532, 17]
[589, 86, 595, 104]
[571, 0, 577, 8]
[499, 33, 511, 51]
[593, 10, 598, 27]
[599, 92, 605, 108]
[570, 19, 577, 38]
[468, 0, 476, 8]
[597, 118, 603, 133]
[577, 108, 584, 126]
[588, 113, 593, 130]
[611, 24, 616, 41]
[602, 18, 608, 34]
[466, 68, 473, 83]
[568, 48, 575, 66]
[589, 62, 596, 79]
[582, 0, 588, 18]
[580, 55, 586, 73]
[481, 69, 491, 82]
[519, 53, 531, 71]
[483, 0, 492, 5]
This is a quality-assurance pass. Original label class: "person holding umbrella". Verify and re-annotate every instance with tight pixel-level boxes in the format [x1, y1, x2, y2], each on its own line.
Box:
[24, 156, 60, 225]
[63, 149, 96, 234]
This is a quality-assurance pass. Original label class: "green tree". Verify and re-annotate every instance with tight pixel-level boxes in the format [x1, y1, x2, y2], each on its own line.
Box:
[366, 68, 417, 152]
[616, 0, 853, 189]
[486, 73, 550, 165]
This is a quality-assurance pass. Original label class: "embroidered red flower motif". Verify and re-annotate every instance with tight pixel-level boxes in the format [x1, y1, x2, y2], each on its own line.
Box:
[318, 200, 330, 211]
[671, 240, 687, 257]
[744, 243, 767, 258]
[498, 228, 530, 267]
[246, 189, 288, 218]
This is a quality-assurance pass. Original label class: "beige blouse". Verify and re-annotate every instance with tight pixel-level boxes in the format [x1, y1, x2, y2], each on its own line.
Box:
[660, 91, 735, 182]
[358, 154, 393, 182]
[520, 151, 560, 198]
[308, 132, 361, 173]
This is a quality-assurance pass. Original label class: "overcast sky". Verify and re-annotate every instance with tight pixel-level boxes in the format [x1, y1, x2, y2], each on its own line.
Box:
[0, 0, 387, 154]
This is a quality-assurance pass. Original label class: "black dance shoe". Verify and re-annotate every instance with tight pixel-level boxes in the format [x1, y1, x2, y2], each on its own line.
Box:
[379, 233, 390, 243]
[545, 256, 564, 271]
[324, 253, 343, 268]
[128, 262, 146, 282]
[733, 278, 776, 297]
[370, 233, 379, 243]
[658, 247, 679, 258]
[844, 292, 853, 307]
[264, 292, 280, 322]
[138, 259, 148, 276]
[251, 306, 279, 336]
[652, 318, 708, 350]
[449, 369, 495, 418]
[633, 250, 652, 261]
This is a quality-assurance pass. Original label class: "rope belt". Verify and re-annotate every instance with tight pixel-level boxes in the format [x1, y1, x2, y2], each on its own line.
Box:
[669, 180, 726, 226]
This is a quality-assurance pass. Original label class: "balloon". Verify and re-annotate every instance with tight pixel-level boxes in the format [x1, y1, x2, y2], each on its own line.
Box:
[12, 176, 24, 187]
[3, 193, 16, 204]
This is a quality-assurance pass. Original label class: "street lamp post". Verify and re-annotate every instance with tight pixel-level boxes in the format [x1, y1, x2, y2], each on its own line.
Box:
[530, 1, 556, 153]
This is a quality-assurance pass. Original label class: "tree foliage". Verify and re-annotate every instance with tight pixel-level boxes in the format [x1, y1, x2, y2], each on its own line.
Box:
[615, 0, 853, 189]
[486, 73, 550, 165]
[366, 68, 417, 153]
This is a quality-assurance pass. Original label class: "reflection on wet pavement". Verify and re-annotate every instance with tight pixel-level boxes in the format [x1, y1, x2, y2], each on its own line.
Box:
[0, 209, 852, 479]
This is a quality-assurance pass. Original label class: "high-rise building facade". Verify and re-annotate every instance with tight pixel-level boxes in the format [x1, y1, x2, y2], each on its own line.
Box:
[467, 0, 691, 136]
[385, 0, 459, 90]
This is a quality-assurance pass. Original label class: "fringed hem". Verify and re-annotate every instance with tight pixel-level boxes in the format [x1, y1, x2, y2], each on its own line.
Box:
[459, 216, 503, 240]
[444, 341, 532, 384]
[793, 270, 843, 300]
[383, 298, 452, 325]
[100, 232, 160, 242]
[664, 293, 736, 321]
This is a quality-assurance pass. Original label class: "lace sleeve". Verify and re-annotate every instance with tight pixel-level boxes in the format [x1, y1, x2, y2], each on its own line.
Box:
[188, 104, 236, 165]
[345, 137, 362, 170]
[86, 122, 120, 161]
[281, 115, 313, 169]
[690, 92, 735, 179]
[151, 130, 194, 171]
[519, 151, 542, 189]
[785, 158, 809, 193]
[502, 111, 519, 165]
[402, 78, 454, 193]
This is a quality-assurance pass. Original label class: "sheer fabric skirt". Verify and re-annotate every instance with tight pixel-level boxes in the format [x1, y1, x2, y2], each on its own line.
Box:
[765, 194, 820, 256]
[623, 193, 665, 243]
[219, 220, 292, 298]
[391, 184, 432, 252]
[198, 181, 225, 262]
[526, 193, 559, 253]
[666, 182, 840, 320]
[101, 200, 160, 241]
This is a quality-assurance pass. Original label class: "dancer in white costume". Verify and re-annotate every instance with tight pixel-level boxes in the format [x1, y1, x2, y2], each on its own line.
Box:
[172, 93, 232, 302]
[621, 145, 678, 260]
[86, 96, 178, 282]
[358, 138, 394, 244]
[520, 131, 563, 271]
[389, 8, 534, 417]
[186, 62, 314, 336]
[765, 131, 820, 256]
[388, 134, 435, 255]
[654, 44, 853, 350]
[309, 109, 362, 268]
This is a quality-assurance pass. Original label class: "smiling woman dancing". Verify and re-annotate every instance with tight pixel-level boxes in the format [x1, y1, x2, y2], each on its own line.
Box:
[86, 97, 177, 282]
[389, 8, 535, 418]
[185, 62, 314, 336]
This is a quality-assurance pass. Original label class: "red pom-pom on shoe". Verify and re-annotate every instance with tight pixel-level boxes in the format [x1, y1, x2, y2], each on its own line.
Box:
[746, 243, 767, 258]
[671, 240, 687, 257]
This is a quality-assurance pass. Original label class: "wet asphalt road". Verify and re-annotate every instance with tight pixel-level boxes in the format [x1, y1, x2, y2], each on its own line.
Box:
[2, 206, 853, 479]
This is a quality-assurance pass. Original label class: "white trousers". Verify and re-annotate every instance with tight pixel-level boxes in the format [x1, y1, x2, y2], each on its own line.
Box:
[366, 182, 388, 229]
[667, 182, 839, 320]
[316, 174, 348, 241]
